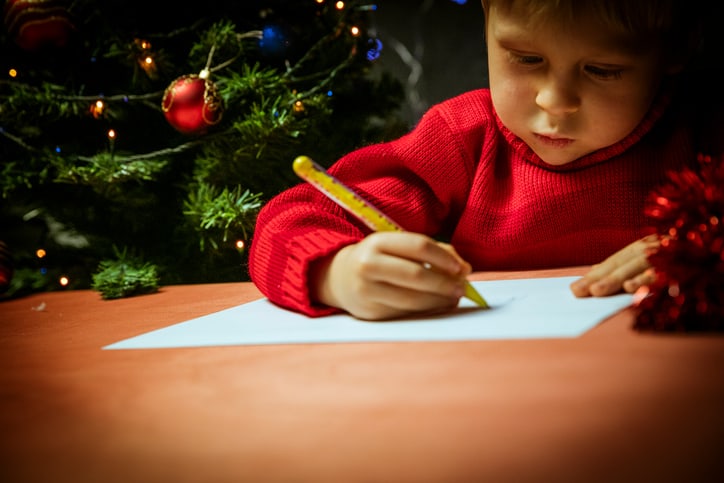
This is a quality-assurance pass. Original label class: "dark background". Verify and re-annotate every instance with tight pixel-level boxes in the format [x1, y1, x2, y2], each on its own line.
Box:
[370, 0, 488, 125]
[370, 0, 724, 129]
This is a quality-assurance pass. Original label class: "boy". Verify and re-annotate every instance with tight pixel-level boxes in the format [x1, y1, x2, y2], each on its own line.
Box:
[249, 0, 716, 320]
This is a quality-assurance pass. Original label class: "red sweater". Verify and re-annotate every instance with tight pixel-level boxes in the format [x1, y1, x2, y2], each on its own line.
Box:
[249, 88, 695, 316]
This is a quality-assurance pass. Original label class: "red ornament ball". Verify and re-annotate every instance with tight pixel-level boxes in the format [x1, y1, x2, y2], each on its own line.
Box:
[3, 0, 75, 52]
[161, 74, 224, 135]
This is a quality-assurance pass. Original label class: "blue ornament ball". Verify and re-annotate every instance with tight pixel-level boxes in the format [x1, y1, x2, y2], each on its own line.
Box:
[258, 24, 290, 58]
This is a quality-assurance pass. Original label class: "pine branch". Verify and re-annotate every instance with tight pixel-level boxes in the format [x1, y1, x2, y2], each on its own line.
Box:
[183, 184, 263, 250]
[91, 248, 160, 300]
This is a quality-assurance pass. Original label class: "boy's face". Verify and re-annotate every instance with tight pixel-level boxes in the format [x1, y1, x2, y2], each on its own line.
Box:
[486, 5, 671, 166]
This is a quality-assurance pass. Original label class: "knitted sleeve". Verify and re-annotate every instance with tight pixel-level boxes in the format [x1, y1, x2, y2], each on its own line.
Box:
[248, 90, 492, 316]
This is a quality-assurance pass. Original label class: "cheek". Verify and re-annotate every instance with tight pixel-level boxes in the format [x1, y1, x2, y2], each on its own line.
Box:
[587, 88, 657, 141]
[490, 78, 529, 128]
[487, 53, 524, 116]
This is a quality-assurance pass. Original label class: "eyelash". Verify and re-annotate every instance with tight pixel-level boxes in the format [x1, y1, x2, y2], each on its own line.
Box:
[509, 53, 541, 66]
[508, 52, 624, 80]
[584, 65, 624, 80]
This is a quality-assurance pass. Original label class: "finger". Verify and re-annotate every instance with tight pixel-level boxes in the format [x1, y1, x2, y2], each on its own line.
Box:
[570, 235, 660, 297]
[361, 250, 467, 300]
[367, 232, 467, 276]
[622, 268, 657, 294]
[352, 281, 461, 320]
[587, 254, 653, 296]
[437, 242, 472, 276]
[587, 234, 659, 279]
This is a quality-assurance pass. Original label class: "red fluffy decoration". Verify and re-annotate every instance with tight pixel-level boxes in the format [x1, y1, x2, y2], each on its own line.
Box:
[634, 154, 724, 331]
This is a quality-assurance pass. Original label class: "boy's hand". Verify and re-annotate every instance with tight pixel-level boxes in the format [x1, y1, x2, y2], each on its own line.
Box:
[570, 234, 660, 297]
[310, 232, 472, 320]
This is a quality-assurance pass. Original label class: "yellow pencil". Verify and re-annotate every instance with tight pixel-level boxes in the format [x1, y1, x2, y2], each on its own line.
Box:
[293, 155, 489, 309]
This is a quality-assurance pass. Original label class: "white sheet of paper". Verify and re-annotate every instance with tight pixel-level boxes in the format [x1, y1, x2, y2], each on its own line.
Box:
[104, 276, 632, 349]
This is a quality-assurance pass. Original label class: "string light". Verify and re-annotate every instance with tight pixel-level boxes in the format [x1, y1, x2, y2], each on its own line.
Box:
[36, 249, 46, 258]
[335, 1, 344, 9]
[59, 276, 69, 287]
[139, 55, 156, 76]
[235, 240, 245, 251]
[350, 26, 360, 36]
[8, 68, 17, 78]
[293, 100, 304, 112]
[134, 38, 157, 77]
[108, 129, 116, 157]
[90, 99, 105, 118]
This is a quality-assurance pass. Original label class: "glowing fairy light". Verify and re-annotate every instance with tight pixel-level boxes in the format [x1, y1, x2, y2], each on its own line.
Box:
[366, 38, 383, 61]
[36, 248, 46, 258]
[134, 38, 152, 50]
[140, 55, 157, 77]
[108, 129, 116, 156]
[90, 99, 105, 118]
[350, 26, 360, 36]
[134, 39, 157, 77]
[141, 55, 156, 76]
[335, 1, 344, 9]
[59, 276, 69, 287]
[235, 240, 245, 250]
[9, 68, 17, 78]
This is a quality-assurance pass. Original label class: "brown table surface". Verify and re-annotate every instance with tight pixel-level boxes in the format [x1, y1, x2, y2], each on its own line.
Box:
[1, 267, 723, 483]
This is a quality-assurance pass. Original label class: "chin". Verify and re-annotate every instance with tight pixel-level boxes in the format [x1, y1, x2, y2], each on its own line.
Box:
[533, 149, 580, 166]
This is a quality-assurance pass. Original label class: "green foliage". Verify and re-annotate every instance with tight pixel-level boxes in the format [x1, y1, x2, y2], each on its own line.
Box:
[55, 152, 170, 195]
[0, 0, 404, 297]
[184, 184, 263, 250]
[91, 249, 160, 299]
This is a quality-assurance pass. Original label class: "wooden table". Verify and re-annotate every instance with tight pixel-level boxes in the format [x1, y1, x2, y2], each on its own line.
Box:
[1, 267, 723, 482]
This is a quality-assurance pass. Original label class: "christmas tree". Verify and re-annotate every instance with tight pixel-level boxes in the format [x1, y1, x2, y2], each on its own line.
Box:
[0, 0, 406, 298]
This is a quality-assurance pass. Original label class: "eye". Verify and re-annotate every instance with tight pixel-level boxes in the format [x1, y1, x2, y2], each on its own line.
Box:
[507, 51, 543, 66]
[584, 64, 623, 80]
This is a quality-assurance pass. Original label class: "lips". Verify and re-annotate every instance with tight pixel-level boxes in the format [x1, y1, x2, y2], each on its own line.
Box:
[534, 133, 574, 148]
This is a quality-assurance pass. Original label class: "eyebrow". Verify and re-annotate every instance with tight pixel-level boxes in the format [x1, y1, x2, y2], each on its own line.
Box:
[490, 17, 653, 59]
[488, 17, 529, 43]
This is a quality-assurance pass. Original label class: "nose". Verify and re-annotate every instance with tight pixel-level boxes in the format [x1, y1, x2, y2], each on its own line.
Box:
[535, 75, 580, 116]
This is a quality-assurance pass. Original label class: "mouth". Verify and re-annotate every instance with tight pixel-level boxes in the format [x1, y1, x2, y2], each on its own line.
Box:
[534, 133, 574, 148]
